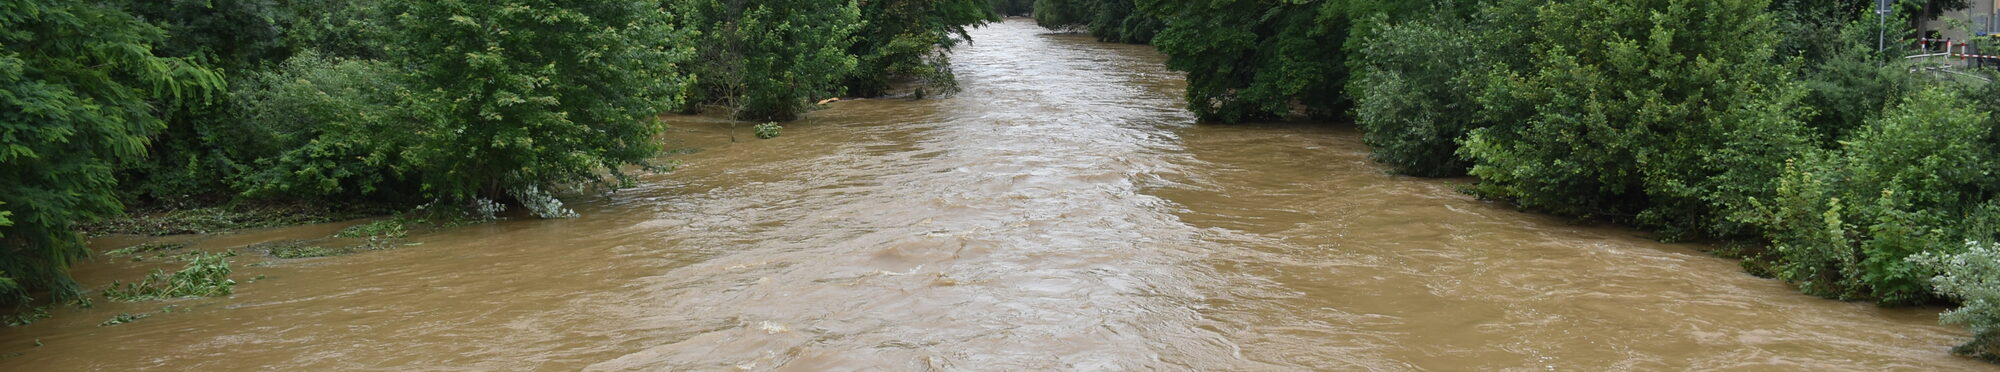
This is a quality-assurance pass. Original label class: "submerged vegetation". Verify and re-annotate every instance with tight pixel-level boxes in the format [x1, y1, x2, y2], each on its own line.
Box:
[754, 123, 784, 140]
[101, 252, 235, 302]
[1032, 0, 2000, 361]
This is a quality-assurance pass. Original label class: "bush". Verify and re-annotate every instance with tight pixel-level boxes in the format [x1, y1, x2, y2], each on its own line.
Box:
[1913, 242, 2000, 361]
[1461, 0, 1812, 239]
[1139, 0, 1348, 122]
[754, 123, 784, 139]
[1755, 88, 1998, 304]
[1352, 10, 1487, 177]
[1034, 0, 1160, 43]
[225, 52, 413, 199]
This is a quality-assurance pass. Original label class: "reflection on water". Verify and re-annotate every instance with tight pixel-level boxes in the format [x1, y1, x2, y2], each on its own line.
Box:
[1, 19, 1989, 371]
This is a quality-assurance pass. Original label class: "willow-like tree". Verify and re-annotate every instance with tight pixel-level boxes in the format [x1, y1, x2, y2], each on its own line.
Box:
[388, 0, 690, 212]
[0, 0, 224, 302]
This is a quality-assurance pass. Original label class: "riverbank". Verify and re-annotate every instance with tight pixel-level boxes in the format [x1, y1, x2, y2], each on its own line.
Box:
[0, 20, 1988, 370]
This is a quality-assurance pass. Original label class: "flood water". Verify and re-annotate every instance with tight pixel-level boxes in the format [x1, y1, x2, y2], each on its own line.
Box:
[3, 19, 1993, 371]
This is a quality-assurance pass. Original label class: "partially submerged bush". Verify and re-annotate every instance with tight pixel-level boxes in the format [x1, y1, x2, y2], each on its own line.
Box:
[1913, 242, 2000, 361]
[510, 186, 577, 219]
[98, 312, 150, 327]
[754, 123, 783, 140]
[259, 241, 349, 259]
[102, 252, 236, 302]
[336, 219, 409, 240]
[1754, 88, 1998, 304]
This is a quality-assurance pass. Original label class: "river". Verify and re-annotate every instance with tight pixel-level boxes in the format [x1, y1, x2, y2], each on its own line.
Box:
[1, 19, 1991, 371]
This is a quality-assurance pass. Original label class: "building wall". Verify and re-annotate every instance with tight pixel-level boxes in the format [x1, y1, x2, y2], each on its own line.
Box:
[1924, 1, 2000, 40]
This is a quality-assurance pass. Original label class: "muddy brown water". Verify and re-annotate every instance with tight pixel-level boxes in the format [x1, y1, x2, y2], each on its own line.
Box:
[2, 19, 1992, 371]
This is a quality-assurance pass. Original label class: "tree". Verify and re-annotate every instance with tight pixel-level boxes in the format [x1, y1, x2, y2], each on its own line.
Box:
[1350, 6, 1488, 176]
[992, 0, 1034, 16]
[1460, 0, 1813, 239]
[846, 0, 997, 98]
[0, 0, 224, 302]
[678, 0, 860, 122]
[1138, 0, 1349, 122]
[387, 0, 690, 212]
[1034, 0, 1160, 43]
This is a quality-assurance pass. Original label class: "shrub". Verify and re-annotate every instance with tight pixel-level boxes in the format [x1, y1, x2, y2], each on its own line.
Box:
[1352, 10, 1487, 177]
[846, 0, 996, 98]
[1139, 0, 1348, 122]
[1913, 241, 2000, 361]
[1034, 0, 1160, 43]
[1461, 0, 1813, 239]
[1755, 88, 1998, 304]
[225, 52, 413, 199]
[754, 123, 784, 139]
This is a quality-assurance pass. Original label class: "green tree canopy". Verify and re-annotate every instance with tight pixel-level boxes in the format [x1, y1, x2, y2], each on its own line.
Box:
[846, 0, 997, 97]
[387, 0, 690, 207]
[1461, 0, 1813, 238]
[679, 0, 861, 122]
[0, 0, 224, 302]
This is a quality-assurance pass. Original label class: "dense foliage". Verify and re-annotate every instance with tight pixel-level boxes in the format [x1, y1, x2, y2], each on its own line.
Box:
[1461, 0, 1813, 239]
[1758, 88, 1999, 305]
[0, 0, 995, 306]
[1033, 0, 1159, 43]
[845, 0, 998, 98]
[677, 0, 859, 121]
[388, 0, 689, 206]
[1916, 242, 2000, 361]
[1031, 0, 2000, 358]
[0, 0, 224, 302]
[992, 0, 1034, 17]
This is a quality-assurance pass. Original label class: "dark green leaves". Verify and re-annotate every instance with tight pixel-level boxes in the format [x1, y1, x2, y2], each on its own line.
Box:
[389, 0, 691, 202]
[0, 0, 224, 303]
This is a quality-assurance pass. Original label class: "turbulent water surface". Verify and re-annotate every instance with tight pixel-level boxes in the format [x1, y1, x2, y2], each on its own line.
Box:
[3, 19, 1992, 371]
